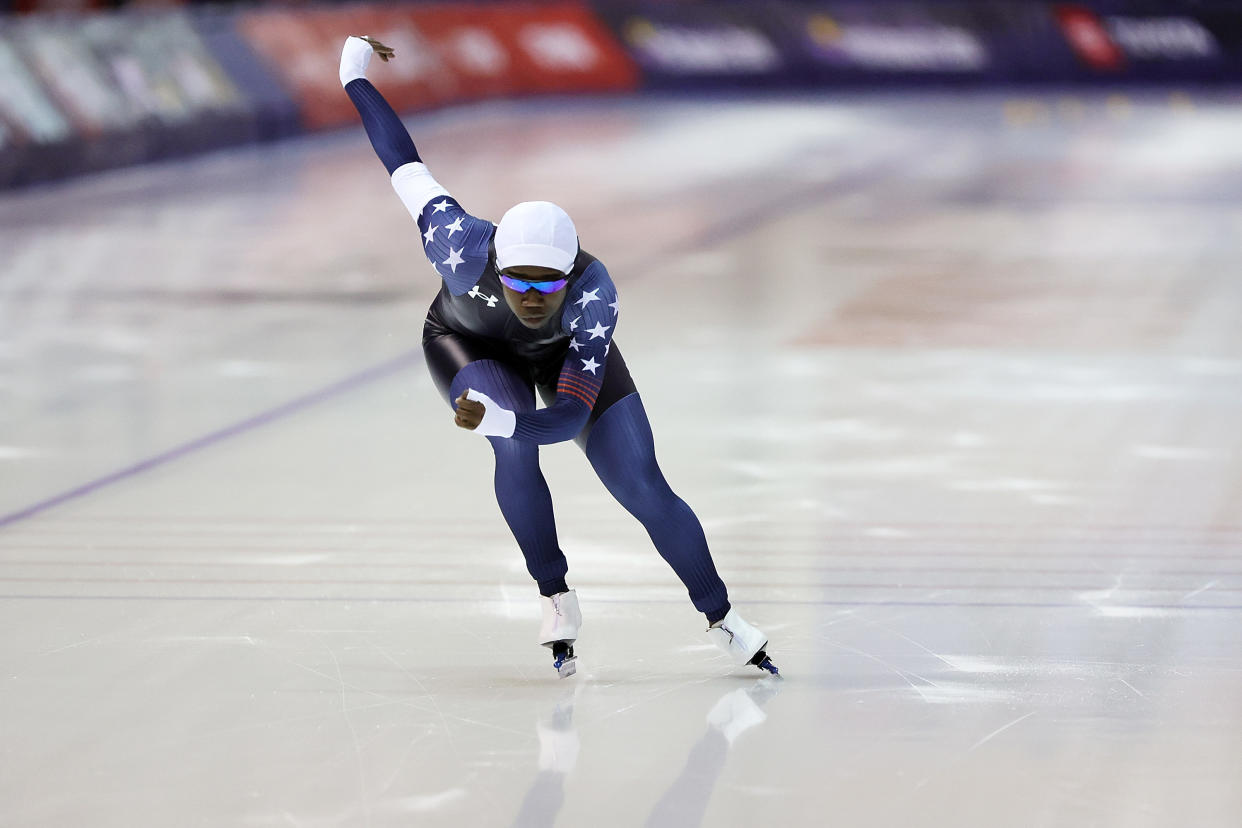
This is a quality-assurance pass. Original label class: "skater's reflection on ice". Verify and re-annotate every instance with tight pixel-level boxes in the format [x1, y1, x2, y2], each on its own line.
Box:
[644, 677, 783, 828]
[508, 677, 783, 828]
[509, 684, 582, 827]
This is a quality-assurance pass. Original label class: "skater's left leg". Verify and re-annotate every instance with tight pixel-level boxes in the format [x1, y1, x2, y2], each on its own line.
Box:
[582, 391, 730, 622]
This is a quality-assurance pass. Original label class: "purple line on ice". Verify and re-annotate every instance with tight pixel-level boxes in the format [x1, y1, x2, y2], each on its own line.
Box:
[0, 350, 423, 530]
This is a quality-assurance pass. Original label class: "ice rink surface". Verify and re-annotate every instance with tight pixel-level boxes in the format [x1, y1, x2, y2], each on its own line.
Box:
[2, 91, 1241, 827]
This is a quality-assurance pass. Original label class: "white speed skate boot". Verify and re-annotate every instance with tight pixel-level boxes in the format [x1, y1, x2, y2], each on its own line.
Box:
[707, 608, 779, 675]
[539, 590, 581, 678]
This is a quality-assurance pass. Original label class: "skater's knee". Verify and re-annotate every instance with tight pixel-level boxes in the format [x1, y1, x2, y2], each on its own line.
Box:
[489, 435, 538, 464]
[605, 459, 676, 516]
[449, 360, 535, 414]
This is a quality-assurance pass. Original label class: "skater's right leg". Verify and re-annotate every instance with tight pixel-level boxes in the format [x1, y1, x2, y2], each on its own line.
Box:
[423, 328, 569, 595]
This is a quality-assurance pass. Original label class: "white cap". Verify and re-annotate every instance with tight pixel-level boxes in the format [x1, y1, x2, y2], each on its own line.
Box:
[495, 201, 578, 274]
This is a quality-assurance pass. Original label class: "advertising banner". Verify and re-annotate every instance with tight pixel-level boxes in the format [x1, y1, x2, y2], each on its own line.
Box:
[593, 1, 1242, 87]
[235, 5, 455, 130]
[0, 9, 260, 187]
[591, 2, 797, 88]
[1052, 4, 1233, 79]
[472, 3, 639, 95]
[0, 32, 79, 187]
[194, 9, 302, 142]
[6, 1, 1242, 190]
[779, 3, 994, 80]
[234, 2, 638, 130]
[593, 0, 1088, 86]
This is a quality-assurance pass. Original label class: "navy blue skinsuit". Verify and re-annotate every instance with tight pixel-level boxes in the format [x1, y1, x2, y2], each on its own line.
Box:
[346, 77, 729, 620]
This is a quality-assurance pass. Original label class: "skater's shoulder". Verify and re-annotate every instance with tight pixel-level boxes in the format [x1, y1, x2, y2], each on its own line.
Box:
[570, 251, 615, 292]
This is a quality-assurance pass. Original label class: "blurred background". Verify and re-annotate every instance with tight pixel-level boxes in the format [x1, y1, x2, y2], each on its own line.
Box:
[4, 0, 1242, 189]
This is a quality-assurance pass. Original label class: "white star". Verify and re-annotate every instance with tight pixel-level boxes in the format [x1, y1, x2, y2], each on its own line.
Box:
[570, 316, 580, 331]
[609, 298, 620, 317]
[445, 216, 464, 236]
[423, 224, 437, 246]
[574, 288, 600, 309]
[604, 342, 611, 356]
[442, 247, 465, 272]
[568, 338, 583, 352]
[580, 357, 600, 375]
[431, 199, 451, 213]
[585, 321, 610, 340]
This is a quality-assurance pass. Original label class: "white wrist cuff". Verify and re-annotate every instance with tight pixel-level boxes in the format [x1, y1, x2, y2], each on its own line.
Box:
[340, 36, 373, 88]
[392, 162, 451, 222]
[465, 389, 516, 438]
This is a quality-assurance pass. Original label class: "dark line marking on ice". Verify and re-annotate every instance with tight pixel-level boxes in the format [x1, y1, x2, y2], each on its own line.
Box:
[0, 350, 423, 530]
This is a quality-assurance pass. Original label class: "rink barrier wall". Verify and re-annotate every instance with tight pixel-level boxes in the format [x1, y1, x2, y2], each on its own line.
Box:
[595, 0, 1242, 87]
[2, 1, 1242, 189]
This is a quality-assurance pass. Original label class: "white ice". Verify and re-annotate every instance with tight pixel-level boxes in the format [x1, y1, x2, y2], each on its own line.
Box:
[1, 92, 1241, 827]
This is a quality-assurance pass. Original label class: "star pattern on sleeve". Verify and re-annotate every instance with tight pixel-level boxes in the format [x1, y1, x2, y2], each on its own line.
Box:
[415, 195, 494, 293]
[574, 288, 600, 309]
[443, 248, 465, 272]
[585, 321, 610, 340]
[580, 357, 600, 375]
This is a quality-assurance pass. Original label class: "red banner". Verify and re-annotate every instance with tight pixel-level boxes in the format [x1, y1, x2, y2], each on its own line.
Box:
[236, 2, 638, 130]
[1053, 4, 1125, 72]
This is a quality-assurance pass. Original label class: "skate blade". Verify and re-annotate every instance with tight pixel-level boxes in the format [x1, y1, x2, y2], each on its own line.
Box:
[555, 655, 578, 679]
[749, 649, 780, 676]
[756, 657, 779, 676]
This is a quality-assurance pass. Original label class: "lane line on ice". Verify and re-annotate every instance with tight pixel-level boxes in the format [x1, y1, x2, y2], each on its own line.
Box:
[0, 349, 423, 530]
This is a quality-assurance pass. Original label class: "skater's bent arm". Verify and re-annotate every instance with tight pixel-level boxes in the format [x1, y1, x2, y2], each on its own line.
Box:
[458, 264, 619, 444]
[512, 263, 617, 442]
[455, 380, 597, 444]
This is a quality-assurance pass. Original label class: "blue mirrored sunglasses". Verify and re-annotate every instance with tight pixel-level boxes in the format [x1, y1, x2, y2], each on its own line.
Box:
[499, 274, 569, 294]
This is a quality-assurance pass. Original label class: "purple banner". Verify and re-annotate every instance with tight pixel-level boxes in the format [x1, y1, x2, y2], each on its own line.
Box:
[593, 1, 1242, 87]
[591, 3, 805, 88]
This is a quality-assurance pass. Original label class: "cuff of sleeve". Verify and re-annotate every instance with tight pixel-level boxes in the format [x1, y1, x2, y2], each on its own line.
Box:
[465, 389, 516, 438]
[392, 162, 452, 221]
[340, 36, 373, 87]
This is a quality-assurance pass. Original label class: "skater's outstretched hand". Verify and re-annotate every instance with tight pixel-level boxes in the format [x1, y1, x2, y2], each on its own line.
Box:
[454, 390, 484, 430]
[339, 35, 394, 87]
[359, 36, 395, 62]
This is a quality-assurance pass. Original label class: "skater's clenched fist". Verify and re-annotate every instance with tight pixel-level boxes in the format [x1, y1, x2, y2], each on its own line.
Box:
[454, 391, 484, 430]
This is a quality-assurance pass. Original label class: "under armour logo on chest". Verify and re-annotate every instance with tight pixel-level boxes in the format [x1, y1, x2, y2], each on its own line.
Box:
[468, 285, 499, 307]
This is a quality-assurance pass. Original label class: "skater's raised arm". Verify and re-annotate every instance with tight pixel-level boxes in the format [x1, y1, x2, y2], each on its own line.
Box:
[340, 36, 492, 295]
[339, 36, 413, 174]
